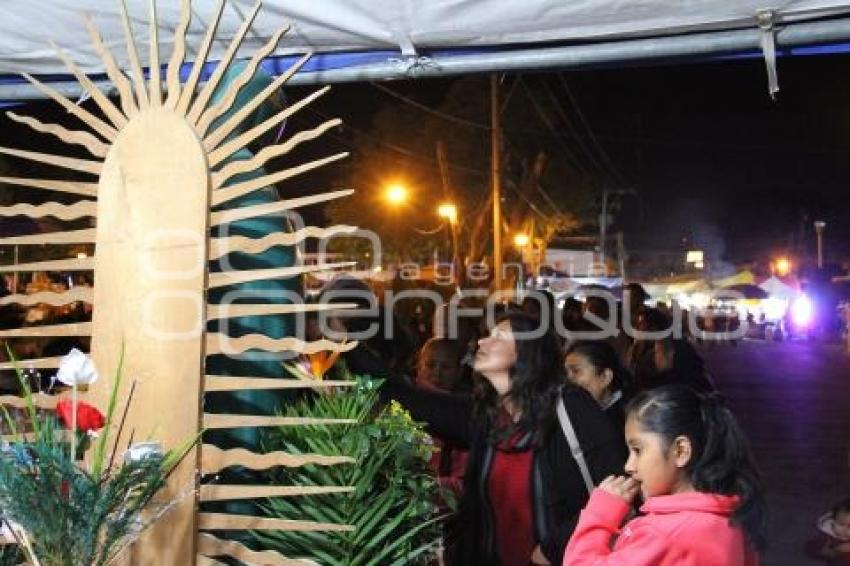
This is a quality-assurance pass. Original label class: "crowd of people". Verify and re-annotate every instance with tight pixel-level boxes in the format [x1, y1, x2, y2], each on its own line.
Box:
[313, 276, 778, 565]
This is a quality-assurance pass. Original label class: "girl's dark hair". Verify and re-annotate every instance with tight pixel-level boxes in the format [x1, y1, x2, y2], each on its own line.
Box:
[626, 385, 767, 550]
[565, 340, 632, 393]
[474, 311, 566, 445]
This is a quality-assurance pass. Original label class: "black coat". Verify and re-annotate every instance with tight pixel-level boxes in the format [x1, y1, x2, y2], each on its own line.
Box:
[346, 348, 627, 565]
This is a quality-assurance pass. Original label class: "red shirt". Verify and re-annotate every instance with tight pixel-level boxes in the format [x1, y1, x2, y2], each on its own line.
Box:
[488, 432, 536, 566]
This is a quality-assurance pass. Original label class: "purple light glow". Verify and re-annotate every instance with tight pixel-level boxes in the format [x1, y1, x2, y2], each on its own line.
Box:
[791, 295, 813, 327]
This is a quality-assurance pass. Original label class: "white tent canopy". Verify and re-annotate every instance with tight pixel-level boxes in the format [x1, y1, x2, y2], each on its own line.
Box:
[2, 0, 850, 99]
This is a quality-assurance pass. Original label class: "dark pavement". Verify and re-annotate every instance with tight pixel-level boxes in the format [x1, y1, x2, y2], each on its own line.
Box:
[702, 340, 850, 566]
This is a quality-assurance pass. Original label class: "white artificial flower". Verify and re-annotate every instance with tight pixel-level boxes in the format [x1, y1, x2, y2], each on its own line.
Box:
[54, 348, 99, 387]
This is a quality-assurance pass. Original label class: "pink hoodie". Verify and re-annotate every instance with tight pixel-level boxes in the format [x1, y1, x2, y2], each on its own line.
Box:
[564, 488, 759, 566]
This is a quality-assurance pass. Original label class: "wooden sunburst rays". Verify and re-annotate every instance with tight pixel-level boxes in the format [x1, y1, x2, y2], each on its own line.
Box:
[0, 0, 353, 347]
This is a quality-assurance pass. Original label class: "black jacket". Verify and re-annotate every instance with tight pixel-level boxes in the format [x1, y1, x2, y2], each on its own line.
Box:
[346, 347, 627, 565]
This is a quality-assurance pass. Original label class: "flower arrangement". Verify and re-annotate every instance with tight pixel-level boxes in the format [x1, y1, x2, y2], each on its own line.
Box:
[0, 347, 197, 566]
[256, 356, 446, 565]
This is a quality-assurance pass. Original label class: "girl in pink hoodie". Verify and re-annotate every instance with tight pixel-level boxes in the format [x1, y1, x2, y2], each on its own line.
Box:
[564, 384, 765, 565]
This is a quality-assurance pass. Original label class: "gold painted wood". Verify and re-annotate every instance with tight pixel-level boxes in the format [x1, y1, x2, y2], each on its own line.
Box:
[0, 228, 96, 246]
[197, 513, 354, 532]
[206, 375, 357, 393]
[197, 534, 316, 566]
[0, 176, 97, 197]
[85, 15, 137, 117]
[206, 335, 357, 356]
[202, 52, 314, 151]
[194, 25, 290, 137]
[200, 444, 354, 476]
[49, 41, 128, 129]
[204, 376, 356, 392]
[19, 73, 118, 141]
[0, 394, 66, 411]
[196, 556, 225, 566]
[0, 322, 92, 338]
[6, 112, 109, 159]
[0, 258, 94, 273]
[203, 414, 356, 430]
[207, 262, 354, 289]
[0, 287, 93, 307]
[206, 301, 357, 321]
[0, 146, 102, 176]
[118, 0, 149, 109]
[200, 484, 353, 502]
[89, 107, 210, 566]
[147, 0, 161, 106]
[176, 0, 225, 114]
[212, 119, 342, 188]
[207, 86, 332, 164]
[164, 0, 191, 109]
[212, 184, 351, 224]
[0, 201, 96, 221]
[186, 0, 262, 124]
[0, 357, 61, 370]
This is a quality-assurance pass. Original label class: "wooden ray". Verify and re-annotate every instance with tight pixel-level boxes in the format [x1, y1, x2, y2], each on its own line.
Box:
[194, 25, 290, 137]
[0, 228, 96, 246]
[0, 323, 92, 339]
[6, 112, 108, 159]
[0, 201, 96, 221]
[209, 225, 357, 259]
[0, 288, 93, 307]
[198, 513, 354, 533]
[212, 119, 342, 186]
[85, 16, 137, 117]
[206, 301, 357, 320]
[197, 534, 316, 566]
[200, 484, 353, 502]
[118, 0, 149, 109]
[0, 394, 65, 411]
[200, 444, 354, 475]
[206, 85, 331, 161]
[48, 41, 128, 129]
[206, 335, 358, 356]
[202, 52, 314, 151]
[202, 414, 356, 429]
[210, 191, 354, 226]
[186, 0, 262, 124]
[20, 73, 117, 142]
[205, 375, 356, 392]
[164, 0, 191, 108]
[0, 146, 102, 177]
[176, 0, 226, 115]
[207, 262, 355, 289]
[0, 257, 94, 273]
[0, 357, 61, 371]
[148, 0, 161, 106]
[212, 173, 350, 211]
[196, 557, 225, 566]
[0, 176, 97, 198]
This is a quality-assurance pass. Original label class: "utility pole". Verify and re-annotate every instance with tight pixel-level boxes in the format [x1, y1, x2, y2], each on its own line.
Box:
[814, 220, 826, 269]
[599, 189, 609, 269]
[491, 74, 503, 291]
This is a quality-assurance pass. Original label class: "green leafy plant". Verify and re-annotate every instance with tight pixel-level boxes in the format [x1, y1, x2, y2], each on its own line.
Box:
[0, 348, 197, 566]
[254, 372, 445, 565]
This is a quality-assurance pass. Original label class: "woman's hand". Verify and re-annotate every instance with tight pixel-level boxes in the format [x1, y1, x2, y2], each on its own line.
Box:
[599, 475, 640, 504]
[530, 544, 550, 565]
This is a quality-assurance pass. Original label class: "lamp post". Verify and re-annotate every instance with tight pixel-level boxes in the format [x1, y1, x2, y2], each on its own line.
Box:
[814, 220, 826, 269]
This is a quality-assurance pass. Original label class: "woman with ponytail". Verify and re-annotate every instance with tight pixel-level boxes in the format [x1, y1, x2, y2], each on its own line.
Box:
[564, 384, 766, 565]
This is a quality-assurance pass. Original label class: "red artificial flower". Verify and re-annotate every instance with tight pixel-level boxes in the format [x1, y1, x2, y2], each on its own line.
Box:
[55, 400, 105, 432]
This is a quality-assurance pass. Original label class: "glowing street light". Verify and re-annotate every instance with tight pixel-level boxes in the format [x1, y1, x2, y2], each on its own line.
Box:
[384, 184, 408, 206]
[513, 233, 530, 248]
[774, 257, 792, 277]
[437, 203, 457, 224]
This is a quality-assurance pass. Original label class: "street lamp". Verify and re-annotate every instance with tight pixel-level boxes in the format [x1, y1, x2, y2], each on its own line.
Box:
[513, 233, 530, 248]
[384, 184, 408, 206]
[774, 257, 792, 277]
[437, 203, 457, 224]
